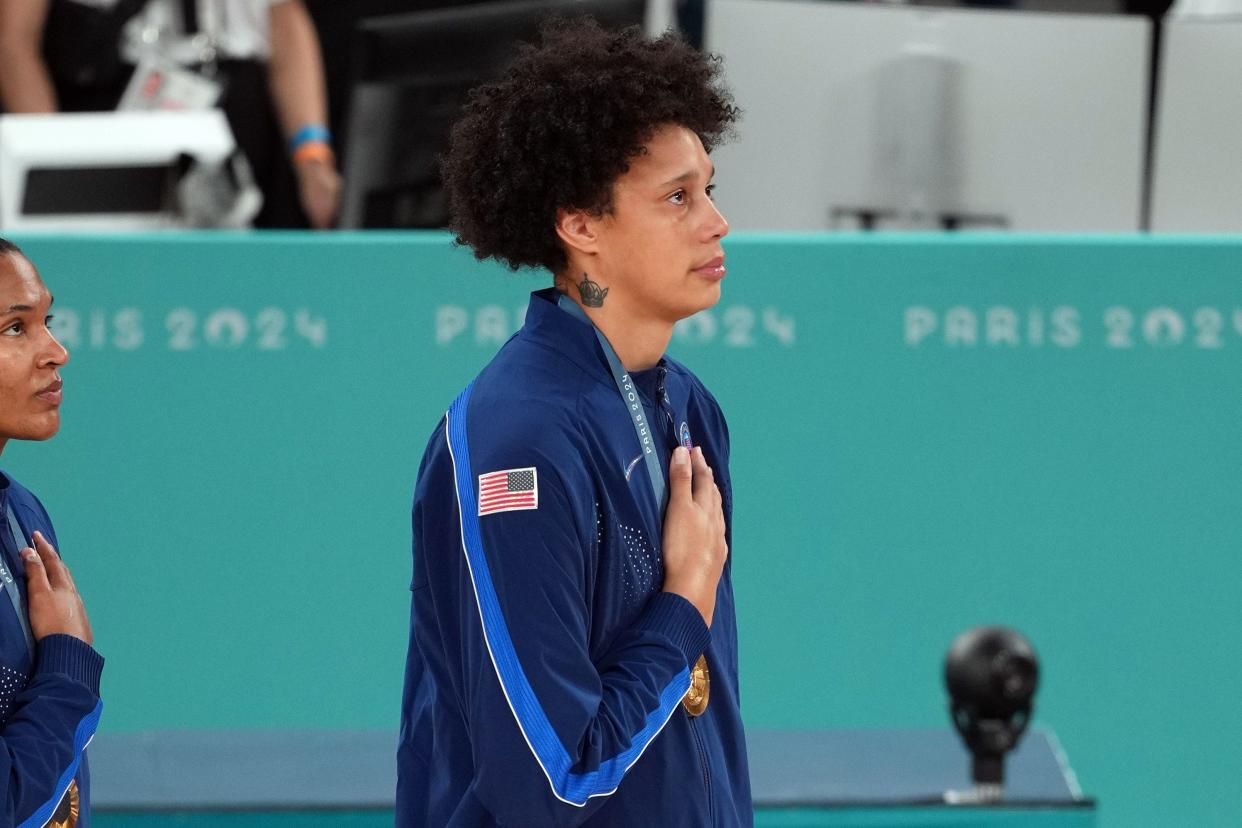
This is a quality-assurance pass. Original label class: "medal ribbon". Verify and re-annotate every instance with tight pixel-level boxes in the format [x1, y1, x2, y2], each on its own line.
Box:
[557, 294, 668, 512]
[2, 504, 35, 659]
[557, 294, 710, 716]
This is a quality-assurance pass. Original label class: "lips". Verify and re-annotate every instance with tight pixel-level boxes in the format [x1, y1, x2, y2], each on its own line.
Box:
[36, 379, 62, 406]
[693, 255, 726, 281]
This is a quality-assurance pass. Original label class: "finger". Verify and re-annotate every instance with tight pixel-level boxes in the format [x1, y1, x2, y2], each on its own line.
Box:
[21, 547, 52, 598]
[57, 555, 79, 592]
[667, 446, 692, 502]
[691, 447, 714, 506]
[711, 491, 726, 535]
[32, 531, 71, 590]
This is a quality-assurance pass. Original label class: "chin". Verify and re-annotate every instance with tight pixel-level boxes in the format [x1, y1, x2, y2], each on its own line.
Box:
[685, 283, 723, 317]
[661, 282, 722, 324]
[19, 416, 61, 442]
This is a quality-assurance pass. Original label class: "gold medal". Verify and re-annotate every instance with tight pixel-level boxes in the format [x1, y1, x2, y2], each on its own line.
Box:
[682, 654, 710, 716]
[49, 779, 79, 828]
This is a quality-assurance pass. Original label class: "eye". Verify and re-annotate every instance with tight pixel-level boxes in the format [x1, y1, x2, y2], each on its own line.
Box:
[667, 189, 686, 205]
[705, 184, 717, 199]
[45, 314, 54, 325]
[1, 320, 22, 336]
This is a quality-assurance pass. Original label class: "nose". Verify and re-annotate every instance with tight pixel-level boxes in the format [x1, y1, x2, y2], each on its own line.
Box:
[40, 325, 70, 368]
[704, 197, 729, 241]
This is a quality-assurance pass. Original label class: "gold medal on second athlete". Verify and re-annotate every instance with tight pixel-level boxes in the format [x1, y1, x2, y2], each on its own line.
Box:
[49, 780, 80, 828]
[682, 654, 710, 716]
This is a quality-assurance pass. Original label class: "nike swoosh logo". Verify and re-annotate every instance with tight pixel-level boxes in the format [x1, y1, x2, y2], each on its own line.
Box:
[623, 455, 643, 481]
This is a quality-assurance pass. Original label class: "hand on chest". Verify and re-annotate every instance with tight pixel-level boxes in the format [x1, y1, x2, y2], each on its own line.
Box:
[586, 380, 730, 633]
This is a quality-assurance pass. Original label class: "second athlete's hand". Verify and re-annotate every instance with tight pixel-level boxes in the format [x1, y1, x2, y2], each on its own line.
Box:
[22, 531, 93, 645]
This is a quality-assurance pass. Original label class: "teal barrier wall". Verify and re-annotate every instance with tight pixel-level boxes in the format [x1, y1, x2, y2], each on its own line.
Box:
[5, 234, 1240, 828]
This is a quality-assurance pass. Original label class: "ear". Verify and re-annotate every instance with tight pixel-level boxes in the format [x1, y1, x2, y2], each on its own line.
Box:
[554, 207, 601, 257]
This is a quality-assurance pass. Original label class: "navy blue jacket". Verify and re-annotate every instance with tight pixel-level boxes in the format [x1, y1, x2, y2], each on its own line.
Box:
[397, 289, 751, 826]
[0, 471, 103, 828]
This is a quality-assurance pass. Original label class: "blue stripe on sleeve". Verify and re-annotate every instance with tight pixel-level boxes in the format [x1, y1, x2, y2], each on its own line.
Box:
[444, 382, 691, 807]
[17, 698, 102, 828]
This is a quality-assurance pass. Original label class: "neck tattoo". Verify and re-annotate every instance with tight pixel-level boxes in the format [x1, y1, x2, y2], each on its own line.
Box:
[576, 273, 609, 308]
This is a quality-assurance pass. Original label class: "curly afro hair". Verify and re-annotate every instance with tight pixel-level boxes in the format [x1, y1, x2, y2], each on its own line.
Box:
[441, 18, 739, 275]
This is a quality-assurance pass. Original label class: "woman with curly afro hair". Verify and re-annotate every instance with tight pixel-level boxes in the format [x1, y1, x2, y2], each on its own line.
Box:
[398, 18, 752, 827]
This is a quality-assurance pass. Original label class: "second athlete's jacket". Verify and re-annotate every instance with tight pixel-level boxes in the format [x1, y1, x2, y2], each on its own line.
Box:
[0, 471, 103, 828]
[397, 289, 752, 826]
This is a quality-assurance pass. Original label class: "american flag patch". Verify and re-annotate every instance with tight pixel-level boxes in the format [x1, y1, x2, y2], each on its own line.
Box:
[478, 467, 539, 516]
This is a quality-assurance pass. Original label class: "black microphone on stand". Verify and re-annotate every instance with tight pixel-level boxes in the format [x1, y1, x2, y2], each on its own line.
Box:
[944, 626, 1040, 804]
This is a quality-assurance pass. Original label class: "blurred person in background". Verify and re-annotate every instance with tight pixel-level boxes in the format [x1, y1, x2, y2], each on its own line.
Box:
[0, 0, 340, 229]
[0, 238, 103, 828]
[302, 0, 434, 162]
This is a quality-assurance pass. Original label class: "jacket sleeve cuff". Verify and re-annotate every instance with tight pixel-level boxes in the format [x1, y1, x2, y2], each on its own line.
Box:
[636, 592, 711, 669]
[36, 634, 104, 696]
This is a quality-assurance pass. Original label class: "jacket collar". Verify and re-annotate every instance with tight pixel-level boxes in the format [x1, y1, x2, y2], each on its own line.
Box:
[522, 288, 601, 361]
[522, 288, 669, 384]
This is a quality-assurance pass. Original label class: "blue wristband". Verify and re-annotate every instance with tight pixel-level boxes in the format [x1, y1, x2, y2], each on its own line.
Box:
[289, 125, 331, 155]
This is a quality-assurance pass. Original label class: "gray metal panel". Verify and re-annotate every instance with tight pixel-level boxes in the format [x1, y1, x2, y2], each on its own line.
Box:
[88, 728, 1086, 810]
[1150, 21, 1242, 232]
[747, 728, 1083, 806]
[703, 0, 1149, 232]
[88, 730, 398, 809]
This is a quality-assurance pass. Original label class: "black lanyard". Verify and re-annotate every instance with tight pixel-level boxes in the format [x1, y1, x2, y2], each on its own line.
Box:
[557, 294, 668, 511]
[2, 505, 35, 659]
[180, 0, 199, 34]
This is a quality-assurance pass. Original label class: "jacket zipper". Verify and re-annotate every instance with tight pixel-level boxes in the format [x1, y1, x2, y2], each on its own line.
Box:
[660, 366, 713, 820]
[655, 368, 678, 445]
[665, 364, 715, 819]
[688, 713, 713, 823]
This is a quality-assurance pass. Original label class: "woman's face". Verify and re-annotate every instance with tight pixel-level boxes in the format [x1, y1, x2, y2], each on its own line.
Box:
[0, 253, 68, 452]
[586, 123, 729, 325]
